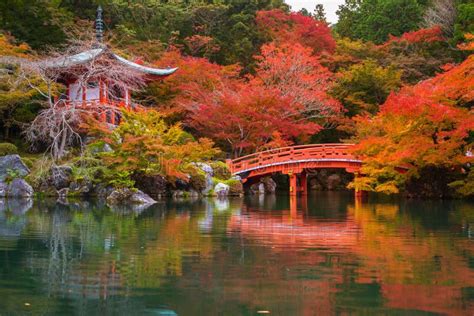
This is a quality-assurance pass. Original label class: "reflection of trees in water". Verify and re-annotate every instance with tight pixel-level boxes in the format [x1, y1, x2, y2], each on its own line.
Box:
[12, 199, 239, 313]
[2, 196, 473, 314]
[0, 199, 32, 239]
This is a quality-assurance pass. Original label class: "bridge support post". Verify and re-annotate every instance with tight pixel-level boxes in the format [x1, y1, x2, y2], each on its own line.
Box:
[299, 172, 308, 195]
[289, 172, 298, 196]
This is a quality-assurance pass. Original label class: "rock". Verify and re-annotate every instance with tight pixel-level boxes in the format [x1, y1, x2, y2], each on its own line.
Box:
[51, 165, 73, 189]
[172, 190, 185, 198]
[57, 188, 69, 199]
[103, 144, 113, 152]
[262, 177, 277, 193]
[106, 188, 156, 205]
[0, 182, 7, 197]
[309, 177, 323, 190]
[214, 182, 230, 197]
[231, 175, 241, 181]
[188, 189, 200, 198]
[227, 180, 243, 196]
[248, 183, 260, 195]
[203, 174, 214, 195]
[93, 183, 114, 198]
[0, 155, 30, 182]
[195, 163, 213, 176]
[194, 163, 214, 195]
[69, 180, 93, 196]
[129, 190, 157, 204]
[132, 173, 168, 198]
[7, 179, 33, 198]
[327, 174, 342, 190]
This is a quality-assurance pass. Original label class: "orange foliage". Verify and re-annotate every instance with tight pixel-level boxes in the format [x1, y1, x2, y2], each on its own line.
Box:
[352, 54, 474, 193]
[384, 26, 444, 46]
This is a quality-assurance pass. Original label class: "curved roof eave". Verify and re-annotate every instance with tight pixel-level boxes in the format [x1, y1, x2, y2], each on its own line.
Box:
[113, 53, 178, 76]
[44, 48, 105, 68]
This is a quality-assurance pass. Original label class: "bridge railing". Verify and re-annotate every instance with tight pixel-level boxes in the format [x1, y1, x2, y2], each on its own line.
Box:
[227, 143, 357, 175]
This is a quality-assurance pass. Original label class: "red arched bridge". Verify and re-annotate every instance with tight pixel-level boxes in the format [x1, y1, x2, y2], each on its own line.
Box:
[226, 144, 365, 196]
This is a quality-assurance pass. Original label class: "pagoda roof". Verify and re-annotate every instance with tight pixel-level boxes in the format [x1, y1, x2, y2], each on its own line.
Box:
[46, 47, 177, 76]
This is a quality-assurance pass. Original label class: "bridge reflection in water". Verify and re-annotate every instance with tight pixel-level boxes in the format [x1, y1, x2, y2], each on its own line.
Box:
[229, 194, 474, 315]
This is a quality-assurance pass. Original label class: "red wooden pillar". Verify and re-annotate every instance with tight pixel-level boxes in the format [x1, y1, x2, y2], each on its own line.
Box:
[299, 171, 308, 195]
[290, 194, 297, 218]
[99, 80, 105, 104]
[100, 110, 106, 122]
[289, 172, 298, 196]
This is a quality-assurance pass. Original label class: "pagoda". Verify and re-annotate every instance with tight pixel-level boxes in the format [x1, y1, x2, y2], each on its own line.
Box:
[47, 6, 177, 124]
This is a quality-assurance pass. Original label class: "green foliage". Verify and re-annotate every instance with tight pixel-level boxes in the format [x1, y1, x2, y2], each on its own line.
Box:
[331, 59, 402, 116]
[0, 142, 18, 156]
[5, 168, 23, 184]
[454, 3, 474, 44]
[89, 109, 220, 187]
[336, 0, 425, 44]
[449, 169, 474, 198]
[210, 161, 231, 180]
[0, 0, 70, 49]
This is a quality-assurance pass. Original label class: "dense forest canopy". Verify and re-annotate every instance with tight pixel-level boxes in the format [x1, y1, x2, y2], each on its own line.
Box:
[0, 0, 472, 197]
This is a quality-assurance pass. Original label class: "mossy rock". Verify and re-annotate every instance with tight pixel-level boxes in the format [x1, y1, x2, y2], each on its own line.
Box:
[0, 143, 18, 156]
[189, 169, 207, 192]
[222, 178, 243, 196]
[210, 161, 231, 180]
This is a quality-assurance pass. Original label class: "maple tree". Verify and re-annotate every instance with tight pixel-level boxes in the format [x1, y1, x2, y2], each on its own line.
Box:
[253, 43, 342, 122]
[256, 10, 335, 55]
[143, 48, 240, 123]
[187, 82, 319, 157]
[350, 55, 474, 196]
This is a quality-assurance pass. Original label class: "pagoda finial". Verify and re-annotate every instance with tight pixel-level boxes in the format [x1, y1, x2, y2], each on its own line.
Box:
[95, 5, 104, 43]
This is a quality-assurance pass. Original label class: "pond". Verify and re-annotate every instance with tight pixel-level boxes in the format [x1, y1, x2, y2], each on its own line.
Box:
[0, 193, 473, 315]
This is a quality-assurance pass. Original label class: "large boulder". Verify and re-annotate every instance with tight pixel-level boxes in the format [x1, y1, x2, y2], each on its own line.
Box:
[6, 179, 34, 198]
[327, 174, 342, 190]
[262, 177, 277, 193]
[51, 165, 73, 189]
[227, 180, 243, 196]
[214, 182, 230, 197]
[0, 155, 30, 181]
[106, 188, 156, 205]
[248, 177, 276, 195]
[132, 173, 168, 199]
[69, 180, 93, 196]
[194, 163, 214, 195]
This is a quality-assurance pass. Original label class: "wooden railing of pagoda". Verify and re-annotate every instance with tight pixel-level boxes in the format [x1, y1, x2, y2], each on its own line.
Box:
[61, 99, 142, 124]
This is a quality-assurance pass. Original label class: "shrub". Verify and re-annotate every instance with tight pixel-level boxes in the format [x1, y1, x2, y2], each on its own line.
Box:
[210, 161, 231, 180]
[0, 143, 18, 156]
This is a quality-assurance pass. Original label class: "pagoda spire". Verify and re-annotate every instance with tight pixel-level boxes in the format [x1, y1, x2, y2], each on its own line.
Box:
[95, 5, 104, 43]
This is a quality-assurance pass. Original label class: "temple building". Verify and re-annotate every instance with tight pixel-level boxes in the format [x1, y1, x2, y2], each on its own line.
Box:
[46, 6, 177, 124]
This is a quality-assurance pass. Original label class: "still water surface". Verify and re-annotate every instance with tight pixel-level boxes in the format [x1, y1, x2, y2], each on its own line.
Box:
[0, 193, 473, 315]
